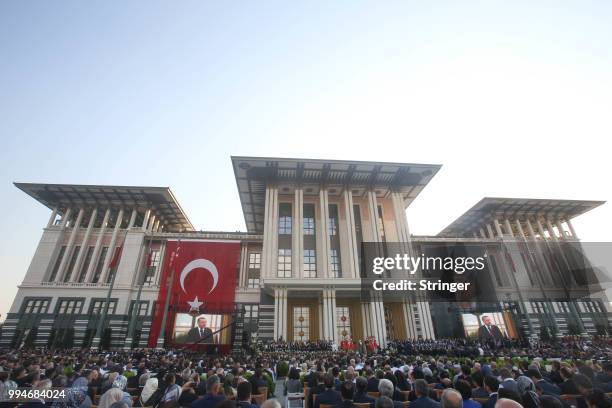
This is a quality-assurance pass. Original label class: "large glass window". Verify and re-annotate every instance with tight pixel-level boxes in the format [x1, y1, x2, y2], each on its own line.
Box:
[328, 204, 342, 277]
[144, 249, 160, 285]
[56, 299, 83, 315]
[304, 249, 317, 278]
[330, 249, 341, 278]
[248, 253, 261, 269]
[89, 299, 117, 315]
[279, 203, 292, 235]
[277, 249, 292, 278]
[293, 306, 310, 341]
[328, 216, 338, 236]
[77, 246, 95, 283]
[63, 246, 81, 282]
[304, 203, 315, 235]
[49, 246, 67, 281]
[22, 298, 50, 314]
[129, 301, 148, 316]
[92, 246, 108, 283]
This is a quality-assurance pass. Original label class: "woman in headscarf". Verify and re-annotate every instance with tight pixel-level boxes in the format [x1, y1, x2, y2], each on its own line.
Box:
[50, 376, 92, 408]
[98, 388, 126, 408]
[137, 378, 159, 407]
[516, 375, 539, 408]
[107, 375, 133, 407]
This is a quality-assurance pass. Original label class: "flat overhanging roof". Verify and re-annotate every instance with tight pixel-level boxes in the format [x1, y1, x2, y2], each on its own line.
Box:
[439, 197, 605, 237]
[232, 156, 441, 233]
[14, 182, 194, 232]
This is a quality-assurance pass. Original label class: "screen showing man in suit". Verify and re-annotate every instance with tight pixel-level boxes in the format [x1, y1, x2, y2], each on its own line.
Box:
[173, 313, 230, 344]
[478, 315, 504, 344]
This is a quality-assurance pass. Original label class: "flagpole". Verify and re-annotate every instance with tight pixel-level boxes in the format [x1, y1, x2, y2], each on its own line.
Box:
[92, 252, 120, 349]
[92, 228, 129, 350]
[157, 237, 181, 349]
[124, 235, 149, 350]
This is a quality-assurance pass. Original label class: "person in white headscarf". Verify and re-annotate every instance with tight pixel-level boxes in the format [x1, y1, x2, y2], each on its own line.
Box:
[139, 378, 159, 407]
[99, 388, 127, 408]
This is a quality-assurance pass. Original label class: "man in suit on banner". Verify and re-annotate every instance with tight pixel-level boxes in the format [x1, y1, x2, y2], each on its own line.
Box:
[478, 315, 503, 347]
[186, 315, 214, 343]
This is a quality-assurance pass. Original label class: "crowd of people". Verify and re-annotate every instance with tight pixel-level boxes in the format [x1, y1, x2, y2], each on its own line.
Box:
[0, 337, 610, 408]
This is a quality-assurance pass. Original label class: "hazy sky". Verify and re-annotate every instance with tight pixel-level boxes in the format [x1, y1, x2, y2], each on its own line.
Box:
[1, 1, 611, 319]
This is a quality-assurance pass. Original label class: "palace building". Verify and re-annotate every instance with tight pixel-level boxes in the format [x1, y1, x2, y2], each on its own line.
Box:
[0, 156, 609, 350]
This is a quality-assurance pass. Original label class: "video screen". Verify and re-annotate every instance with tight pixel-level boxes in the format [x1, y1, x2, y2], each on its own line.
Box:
[172, 313, 232, 344]
[461, 312, 509, 338]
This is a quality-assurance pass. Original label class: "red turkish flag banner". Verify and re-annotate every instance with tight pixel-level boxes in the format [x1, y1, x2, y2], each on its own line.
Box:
[148, 240, 241, 347]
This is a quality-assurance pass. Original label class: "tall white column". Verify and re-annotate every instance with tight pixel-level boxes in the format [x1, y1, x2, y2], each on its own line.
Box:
[555, 220, 566, 240]
[55, 208, 84, 282]
[238, 243, 248, 288]
[47, 207, 58, 228]
[261, 186, 279, 279]
[261, 188, 272, 279]
[59, 208, 72, 228]
[153, 219, 160, 232]
[536, 219, 549, 241]
[292, 188, 304, 279]
[69, 208, 98, 282]
[526, 219, 538, 240]
[84, 208, 111, 283]
[281, 288, 288, 340]
[494, 219, 504, 237]
[343, 188, 359, 278]
[141, 209, 151, 231]
[100, 208, 124, 283]
[515, 219, 526, 240]
[128, 208, 137, 229]
[366, 190, 380, 242]
[361, 302, 372, 338]
[486, 223, 495, 239]
[147, 214, 156, 232]
[546, 220, 559, 242]
[402, 300, 417, 339]
[566, 219, 578, 239]
[504, 219, 514, 238]
[273, 288, 280, 339]
[319, 188, 332, 278]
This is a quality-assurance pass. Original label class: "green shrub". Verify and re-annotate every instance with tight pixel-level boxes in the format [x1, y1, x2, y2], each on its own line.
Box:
[262, 372, 276, 394]
[277, 361, 289, 378]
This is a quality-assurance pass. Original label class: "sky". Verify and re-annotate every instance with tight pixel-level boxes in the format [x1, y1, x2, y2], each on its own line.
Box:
[1, 1, 611, 320]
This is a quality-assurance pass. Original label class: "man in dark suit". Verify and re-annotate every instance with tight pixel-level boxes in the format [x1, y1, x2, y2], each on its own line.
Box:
[409, 380, 440, 408]
[191, 375, 226, 408]
[237, 381, 259, 408]
[339, 381, 358, 408]
[250, 368, 268, 396]
[314, 373, 343, 408]
[470, 371, 490, 399]
[186, 316, 214, 344]
[559, 367, 579, 395]
[483, 376, 499, 408]
[366, 369, 379, 393]
[527, 369, 561, 396]
[478, 316, 504, 347]
[354, 377, 376, 408]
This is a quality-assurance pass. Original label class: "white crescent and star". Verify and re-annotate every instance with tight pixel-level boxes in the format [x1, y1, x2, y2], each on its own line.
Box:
[179, 258, 220, 311]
